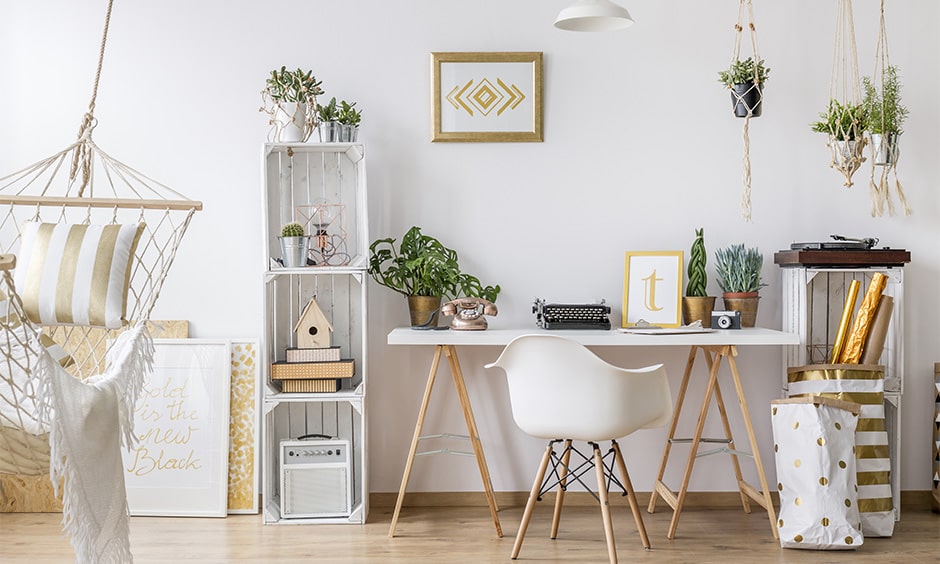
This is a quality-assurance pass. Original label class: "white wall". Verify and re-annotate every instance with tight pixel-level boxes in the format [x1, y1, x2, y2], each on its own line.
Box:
[2, 1, 937, 495]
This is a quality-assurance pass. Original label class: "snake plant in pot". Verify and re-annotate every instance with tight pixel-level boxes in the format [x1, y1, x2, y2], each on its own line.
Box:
[714, 243, 766, 327]
[368, 226, 500, 327]
[682, 228, 716, 326]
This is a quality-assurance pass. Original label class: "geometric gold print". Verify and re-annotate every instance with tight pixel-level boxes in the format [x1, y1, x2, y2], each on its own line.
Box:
[446, 77, 526, 118]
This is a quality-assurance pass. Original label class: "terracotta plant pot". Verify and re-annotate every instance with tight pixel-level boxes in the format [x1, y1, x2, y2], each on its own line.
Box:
[407, 295, 442, 328]
[681, 296, 716, 327]
[722, 292, 759, 328]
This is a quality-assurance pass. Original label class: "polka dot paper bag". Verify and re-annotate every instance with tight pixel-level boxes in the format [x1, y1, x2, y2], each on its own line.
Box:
[771, 395, 863, 549]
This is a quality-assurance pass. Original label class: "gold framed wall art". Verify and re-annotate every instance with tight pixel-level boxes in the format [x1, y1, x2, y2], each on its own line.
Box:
[431, 51, 543, 142]
[622, 251, 684, 328]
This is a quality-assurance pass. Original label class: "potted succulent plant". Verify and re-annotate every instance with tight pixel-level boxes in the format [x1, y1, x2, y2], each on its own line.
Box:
[862, 65, 908, 166]
[278, 222, 309, 268]
[316, 97, 340, 142]
[336, 100, 362, 142]
[261, 67, 324, 143]
[714, 243, 766, 328]
[718, 57, 770, 118]
[682, 228, 716, 326]
[368, 226, 500, 327]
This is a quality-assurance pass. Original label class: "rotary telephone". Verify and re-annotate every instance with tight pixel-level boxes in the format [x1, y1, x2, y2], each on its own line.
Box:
[440, 298, 497, 331]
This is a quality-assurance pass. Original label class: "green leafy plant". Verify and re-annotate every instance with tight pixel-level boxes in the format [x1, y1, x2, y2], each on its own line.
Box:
[264, 67, 324, 104]
[317, 97, 339, 122]
[686, 228, 708, 297]
[810, 99, 867, 141]
[280, 222, 305, 237]
[368, 226, 500, 302]
[337, 100, 362, 127]
[714, 243, 766, 294]
[718, 57, 770, 87]
[862, 65, 908, 135]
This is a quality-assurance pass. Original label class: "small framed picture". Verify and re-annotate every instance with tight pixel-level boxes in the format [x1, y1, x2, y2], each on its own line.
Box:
[623, 251, 684, 328]
[431, 51, 543, 142]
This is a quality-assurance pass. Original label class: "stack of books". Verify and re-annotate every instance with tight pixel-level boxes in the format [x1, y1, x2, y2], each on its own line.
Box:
[272, 346, 355, 392]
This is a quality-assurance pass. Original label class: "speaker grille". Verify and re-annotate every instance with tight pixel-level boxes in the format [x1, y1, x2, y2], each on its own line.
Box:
[283, 466, 349, 517]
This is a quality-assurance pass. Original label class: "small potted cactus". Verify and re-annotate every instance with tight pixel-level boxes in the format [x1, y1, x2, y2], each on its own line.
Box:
[681, 228, 716, 326]
[278, 222, 309, 268]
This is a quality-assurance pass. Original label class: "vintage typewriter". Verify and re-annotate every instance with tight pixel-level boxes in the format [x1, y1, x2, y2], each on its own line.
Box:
[532, 298, 611, 330]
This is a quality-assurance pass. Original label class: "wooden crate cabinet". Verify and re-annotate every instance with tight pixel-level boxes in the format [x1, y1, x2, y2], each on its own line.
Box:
[779, 265, 904, 520]
[260, 144, 369, 524]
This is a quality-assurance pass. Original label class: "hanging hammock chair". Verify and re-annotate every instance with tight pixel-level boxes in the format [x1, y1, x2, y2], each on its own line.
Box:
[865, 0, 911, 217]
[0, 0, 201, 560]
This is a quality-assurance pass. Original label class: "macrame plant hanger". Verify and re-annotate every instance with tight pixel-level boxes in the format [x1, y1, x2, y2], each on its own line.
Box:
[823, 0, 867, 187]
[867, 0, 911, 216]
[728, 0, 764, 223]
[0, 0, 201, 559]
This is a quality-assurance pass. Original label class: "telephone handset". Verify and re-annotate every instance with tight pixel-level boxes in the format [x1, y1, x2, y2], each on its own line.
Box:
[440, 297, 497, 331]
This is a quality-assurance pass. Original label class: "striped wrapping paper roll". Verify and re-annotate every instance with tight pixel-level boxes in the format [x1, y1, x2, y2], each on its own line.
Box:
[787, 364, 894, 537]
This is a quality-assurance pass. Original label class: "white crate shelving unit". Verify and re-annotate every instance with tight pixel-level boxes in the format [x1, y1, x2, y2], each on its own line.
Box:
[260, 143, 369, 525]
[779, 265, 904, 520]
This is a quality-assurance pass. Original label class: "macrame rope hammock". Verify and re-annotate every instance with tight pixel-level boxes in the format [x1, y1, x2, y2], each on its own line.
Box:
[0, 0, 201, 560]
[821, 0, 867, 187]
[727, 0, 764, 223]
[866, 0, 911, 217]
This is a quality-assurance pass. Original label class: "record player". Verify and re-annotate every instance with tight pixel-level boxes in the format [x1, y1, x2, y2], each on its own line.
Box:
[774, 235, 910, 268]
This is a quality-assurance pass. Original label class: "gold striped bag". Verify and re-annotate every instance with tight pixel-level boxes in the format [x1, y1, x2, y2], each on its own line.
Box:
[787, 364, 894, 537]
[14, 222, 145, 329]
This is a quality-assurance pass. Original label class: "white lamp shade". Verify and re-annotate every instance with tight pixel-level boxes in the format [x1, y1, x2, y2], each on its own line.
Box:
[554, 0, 634, 32]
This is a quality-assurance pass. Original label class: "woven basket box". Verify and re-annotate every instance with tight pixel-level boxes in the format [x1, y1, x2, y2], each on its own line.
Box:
[279, 379, 340, 393]
[285, 346, 341, 363]
[272, 359, 355, 380]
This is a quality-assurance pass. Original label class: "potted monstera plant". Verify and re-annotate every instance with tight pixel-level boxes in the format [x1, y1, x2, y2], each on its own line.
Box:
[682, 228, 716, 326]
[368, 226, 500, 327]
[718, 57, 770, 118]
[714, 243, 766, 328]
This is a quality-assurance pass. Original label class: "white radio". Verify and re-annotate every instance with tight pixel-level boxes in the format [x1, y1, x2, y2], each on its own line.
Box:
[279, 438, 351, 519]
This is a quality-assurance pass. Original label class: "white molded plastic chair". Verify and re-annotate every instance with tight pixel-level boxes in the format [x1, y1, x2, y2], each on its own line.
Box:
[485, 334, 672, 563]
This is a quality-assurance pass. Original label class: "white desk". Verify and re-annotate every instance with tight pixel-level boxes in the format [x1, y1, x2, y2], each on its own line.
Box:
[386, 327, 798, 540]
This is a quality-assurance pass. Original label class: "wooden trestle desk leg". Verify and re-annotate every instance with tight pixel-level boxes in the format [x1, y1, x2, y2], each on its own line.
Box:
[388, 344, 502, 539]
[647, 345, 778, 540]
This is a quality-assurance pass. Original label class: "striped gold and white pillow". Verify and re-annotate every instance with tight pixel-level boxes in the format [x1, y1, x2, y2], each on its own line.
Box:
[0, 287, 73, 367]
[14, 222, 145, 329]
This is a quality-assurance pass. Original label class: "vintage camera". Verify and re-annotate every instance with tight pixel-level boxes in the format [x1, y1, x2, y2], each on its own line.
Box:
[711, 310, 742, 330]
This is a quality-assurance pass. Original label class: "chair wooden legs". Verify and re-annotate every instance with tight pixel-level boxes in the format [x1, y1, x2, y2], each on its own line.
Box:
[594, 443, 618, 564]
[550, 439, 572, 539]
[611, 440, 651, 550]
[512, 443, 553, 560]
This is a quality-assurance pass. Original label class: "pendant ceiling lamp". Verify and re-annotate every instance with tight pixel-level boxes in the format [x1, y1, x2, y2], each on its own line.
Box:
[554, 0, 634, 32]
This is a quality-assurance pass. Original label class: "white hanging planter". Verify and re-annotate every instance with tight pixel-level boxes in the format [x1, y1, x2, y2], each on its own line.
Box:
[273, 102, 308, 142]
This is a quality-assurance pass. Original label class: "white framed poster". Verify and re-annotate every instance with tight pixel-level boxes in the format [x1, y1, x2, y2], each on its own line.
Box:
[124, 339, 232, 517]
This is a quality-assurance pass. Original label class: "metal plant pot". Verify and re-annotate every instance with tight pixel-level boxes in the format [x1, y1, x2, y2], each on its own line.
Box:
[318, 121, 341, 143]
[338, 124, 359, 143]
[407, 295, 442, 328]
[871, 133, 900, 166]
[682, 296, 716, 327]
[278, 236, 310, 268]
[722, 292, 760, 328]
[731, 82, 763, 118]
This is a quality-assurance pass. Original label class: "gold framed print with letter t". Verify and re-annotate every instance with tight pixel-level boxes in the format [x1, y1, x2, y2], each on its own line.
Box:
[431, 51, 543, 142]
[622, 251, 683, 328]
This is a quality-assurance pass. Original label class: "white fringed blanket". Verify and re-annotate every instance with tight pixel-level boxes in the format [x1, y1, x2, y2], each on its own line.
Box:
[37, 324, 153, 564]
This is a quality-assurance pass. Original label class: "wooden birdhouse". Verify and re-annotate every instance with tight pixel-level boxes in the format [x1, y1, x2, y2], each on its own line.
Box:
[293, 297, 333, 349]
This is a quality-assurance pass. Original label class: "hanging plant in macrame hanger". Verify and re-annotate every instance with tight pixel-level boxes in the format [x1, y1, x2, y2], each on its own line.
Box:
[862, 0, 911, 216]
[811, 0, 867, 188]
[718, 0, 769, 223]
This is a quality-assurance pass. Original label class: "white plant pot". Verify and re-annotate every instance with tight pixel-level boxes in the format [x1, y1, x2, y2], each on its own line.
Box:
[274, 102, 307, 142]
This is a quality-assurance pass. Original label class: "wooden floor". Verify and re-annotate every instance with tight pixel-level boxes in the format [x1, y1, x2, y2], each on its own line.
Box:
[2, 498, 937, 563]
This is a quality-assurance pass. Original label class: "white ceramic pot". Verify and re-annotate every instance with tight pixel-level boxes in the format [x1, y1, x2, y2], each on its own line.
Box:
[274, 102, 307, 142]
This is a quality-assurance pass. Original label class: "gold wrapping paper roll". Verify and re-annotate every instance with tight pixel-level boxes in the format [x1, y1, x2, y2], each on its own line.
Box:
[838, 273, 888, 363]
[860, 295, 893, 364]
[829, 279, 861, 363]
